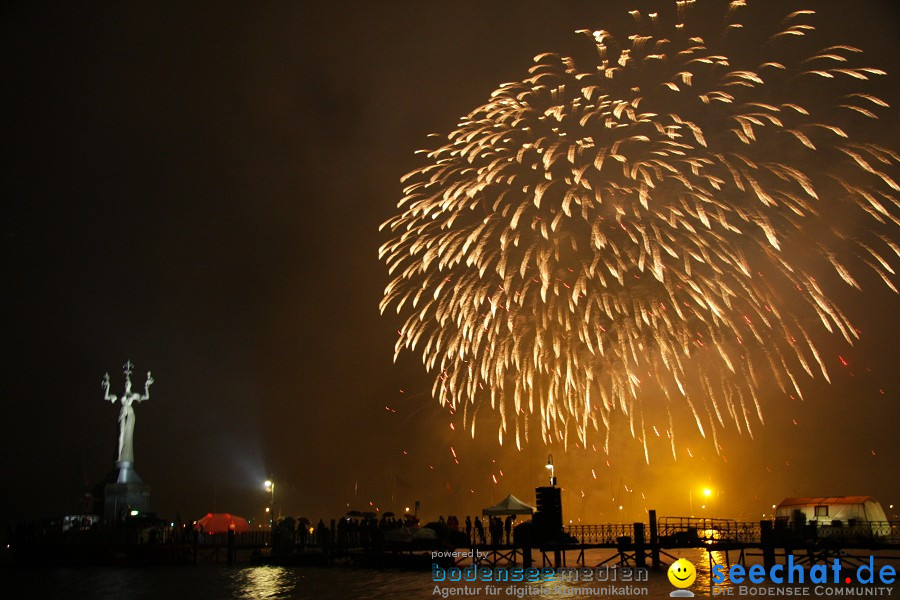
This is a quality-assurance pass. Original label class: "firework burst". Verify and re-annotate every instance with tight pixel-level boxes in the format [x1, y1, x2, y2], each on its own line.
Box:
[379, 0, 898, 461]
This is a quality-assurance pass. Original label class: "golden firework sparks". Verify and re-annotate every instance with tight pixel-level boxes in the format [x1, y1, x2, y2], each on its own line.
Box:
[380, 1, 898, 461]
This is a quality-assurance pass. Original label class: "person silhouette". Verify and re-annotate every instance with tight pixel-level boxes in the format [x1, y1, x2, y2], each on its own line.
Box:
[474, 516, 485, 544]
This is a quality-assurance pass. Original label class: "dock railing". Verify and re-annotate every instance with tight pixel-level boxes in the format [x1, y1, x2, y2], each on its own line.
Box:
[658, 517, 760, 545]
[566, 518, 899, 549]
[565, 523, 636, 545]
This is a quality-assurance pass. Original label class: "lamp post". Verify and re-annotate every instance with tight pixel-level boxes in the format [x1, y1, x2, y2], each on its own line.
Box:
[545, 454, 556, 486]
[264, 479, 275, 528]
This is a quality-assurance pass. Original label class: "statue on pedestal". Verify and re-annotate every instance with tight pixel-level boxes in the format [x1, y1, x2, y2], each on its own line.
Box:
[101, 360, 153, 485]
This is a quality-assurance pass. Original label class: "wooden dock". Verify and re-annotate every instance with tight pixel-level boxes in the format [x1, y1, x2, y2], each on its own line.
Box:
[10, 511, 898, 569]
[454, 511, 899, 572]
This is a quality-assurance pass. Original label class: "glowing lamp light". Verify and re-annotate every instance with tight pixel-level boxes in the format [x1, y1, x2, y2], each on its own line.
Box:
[545, 454, 557, 486]
[129, 510, 139, 516]
[703, 488, 712, 497]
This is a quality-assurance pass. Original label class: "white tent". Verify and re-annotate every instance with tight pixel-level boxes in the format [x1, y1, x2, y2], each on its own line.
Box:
[776, 496, 888, 524]
[482, 494, 535, 516]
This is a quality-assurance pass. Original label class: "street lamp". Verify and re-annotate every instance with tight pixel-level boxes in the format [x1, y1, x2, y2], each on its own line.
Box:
[545, 454, 556, 486]
[264, 479, 275, 527]
[690, 486, 713, 517]
[702, 487, 712, 513]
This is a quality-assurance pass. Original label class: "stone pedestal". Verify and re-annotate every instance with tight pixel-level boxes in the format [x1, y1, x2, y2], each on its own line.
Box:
[102, 461, 150, 520]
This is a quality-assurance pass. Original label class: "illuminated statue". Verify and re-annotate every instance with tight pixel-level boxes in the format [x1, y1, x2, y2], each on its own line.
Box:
[102, 360, 153, 465]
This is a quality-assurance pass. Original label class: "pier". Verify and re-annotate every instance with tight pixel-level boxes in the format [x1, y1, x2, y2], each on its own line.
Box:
[9, 511, 898, 570]
[185, 510, 900, 570]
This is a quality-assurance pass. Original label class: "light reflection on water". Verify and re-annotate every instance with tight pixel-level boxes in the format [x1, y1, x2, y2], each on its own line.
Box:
[696, 549, 727, 589]
[6, 548, 895, 599]
[231, 566, 292, 599]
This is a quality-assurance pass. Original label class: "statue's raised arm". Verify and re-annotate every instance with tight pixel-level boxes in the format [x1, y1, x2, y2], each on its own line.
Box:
[102, 372, 117, 403]
[140, 371, 154, 402]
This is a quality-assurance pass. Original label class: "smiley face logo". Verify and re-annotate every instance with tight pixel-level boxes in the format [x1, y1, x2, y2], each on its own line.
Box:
[668, 558, 697, 589]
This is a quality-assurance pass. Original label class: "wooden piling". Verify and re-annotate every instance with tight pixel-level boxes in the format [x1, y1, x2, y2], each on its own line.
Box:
[760, 520, 775, 571]
[634, 522, 646, 569]
[649, 510, 661, 569]
[227, 529, 236, 566]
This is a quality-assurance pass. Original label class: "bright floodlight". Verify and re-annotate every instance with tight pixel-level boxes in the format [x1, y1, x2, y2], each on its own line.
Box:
[703, 488, 712, 497]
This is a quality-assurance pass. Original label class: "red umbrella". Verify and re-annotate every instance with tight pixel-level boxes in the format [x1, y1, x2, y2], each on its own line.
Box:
[196, 513, 252, 533]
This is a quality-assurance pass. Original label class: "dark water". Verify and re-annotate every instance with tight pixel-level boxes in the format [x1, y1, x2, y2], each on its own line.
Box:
[5, 549, 896, 599]
[5, 563, 666, 600]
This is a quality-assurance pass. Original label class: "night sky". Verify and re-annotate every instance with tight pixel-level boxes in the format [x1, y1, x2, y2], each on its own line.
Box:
[3, 1, 898, 533]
